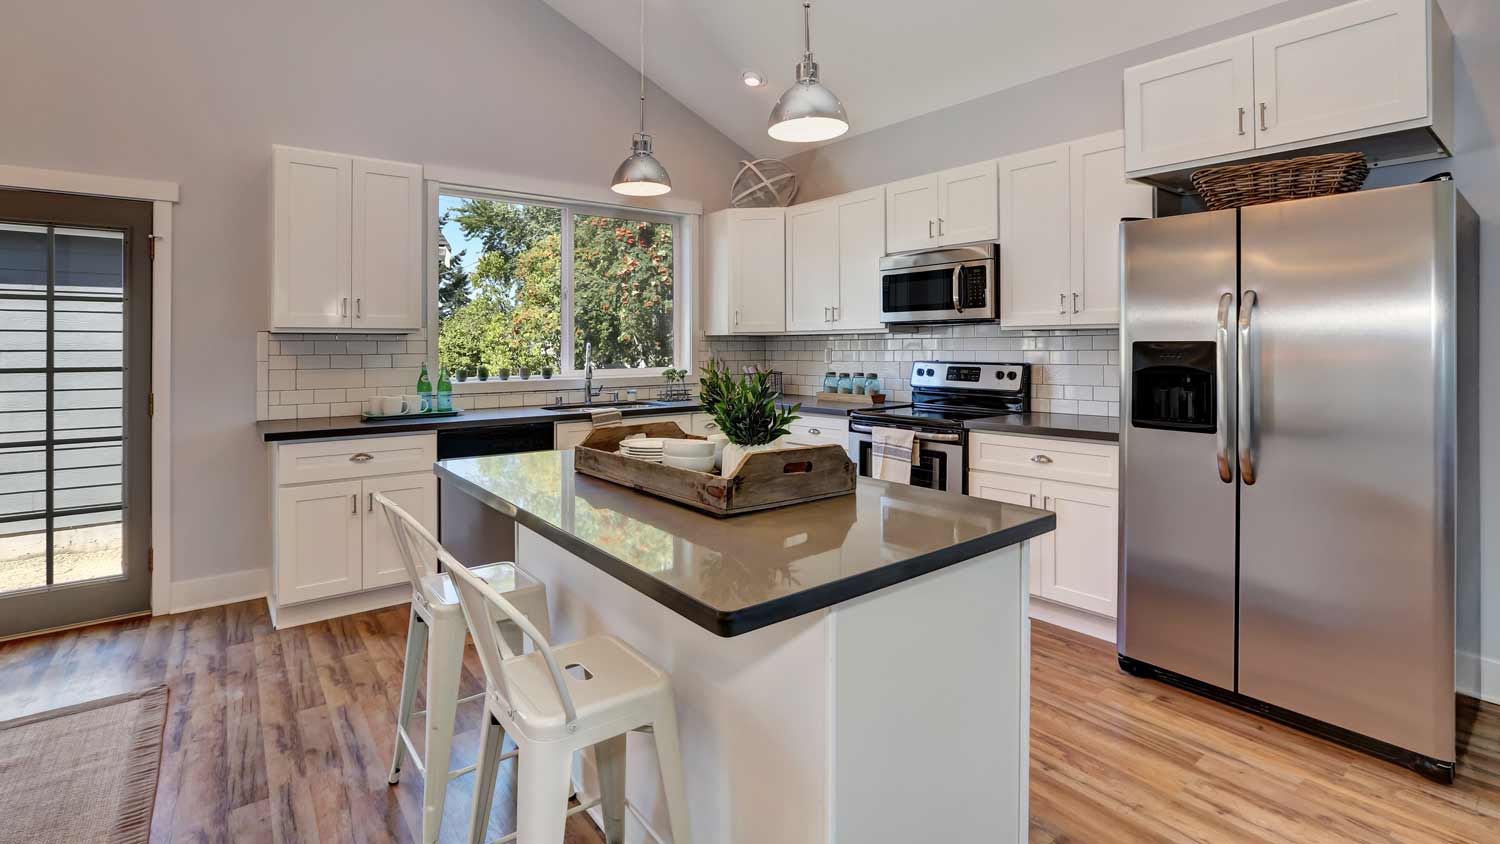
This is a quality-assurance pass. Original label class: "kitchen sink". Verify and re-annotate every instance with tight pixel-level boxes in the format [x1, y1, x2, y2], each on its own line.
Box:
[538, 401, 656, 412]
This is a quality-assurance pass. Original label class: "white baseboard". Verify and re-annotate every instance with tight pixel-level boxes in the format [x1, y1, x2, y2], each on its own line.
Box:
[267, 583, 410, 630]
[1030, 597, 1116, 644]
[166, 568, 269, 614]
[1457, 650, 1500, 705]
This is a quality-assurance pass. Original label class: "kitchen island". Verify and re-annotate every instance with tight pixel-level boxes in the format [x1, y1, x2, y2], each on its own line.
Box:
[436, 451, 1054, 844]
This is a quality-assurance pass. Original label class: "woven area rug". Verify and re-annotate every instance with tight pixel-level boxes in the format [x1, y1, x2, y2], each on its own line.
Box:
[0, 686, 168, 843]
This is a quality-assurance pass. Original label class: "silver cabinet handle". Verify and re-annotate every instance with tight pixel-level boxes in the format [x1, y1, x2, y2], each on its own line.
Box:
[1238, 290, 1258, 485]
[1058, 292, 1066, 315]
[351, 493, 358, 515]
[350, 452, 374, 463]
[704, 422, 717, 430]
[831, 305, 839, 321]
[340, 297, 348, 317]
[1042, 496, 1051, 510]
[1072, 292, 1080, 314]
[928, 219, 935, 238]
[1259, 102, 1269, 132]
[1029, 494, 1037, 508]
[367, 492, 374, 512]
[355, 297, 362, 318]
[1030, 454, 1053, 464]
[951, 264, 964, 313]
[734, 308, 741, 326]
[937, 217, 944, 236]
[1238, 107, 1246, 136]
[809, 427, 822, 435]
[1215, 293, 1236, 484]
[824, 306, 831, 321]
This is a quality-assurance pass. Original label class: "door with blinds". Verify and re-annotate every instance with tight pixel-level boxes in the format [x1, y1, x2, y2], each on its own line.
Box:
[0, 189, 152, 637]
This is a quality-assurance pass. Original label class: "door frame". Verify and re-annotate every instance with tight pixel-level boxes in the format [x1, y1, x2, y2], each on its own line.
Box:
[0, 164, 177, 617]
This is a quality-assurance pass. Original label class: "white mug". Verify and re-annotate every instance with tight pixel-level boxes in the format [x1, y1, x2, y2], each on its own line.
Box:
[372, 395, 406, 415]
[401, 394, 430, 415]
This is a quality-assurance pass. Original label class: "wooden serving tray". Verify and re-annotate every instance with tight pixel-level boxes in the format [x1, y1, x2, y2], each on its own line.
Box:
[574, 422, 856, 517]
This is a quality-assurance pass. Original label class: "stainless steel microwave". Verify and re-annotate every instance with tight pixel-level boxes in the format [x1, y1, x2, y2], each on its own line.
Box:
[879, 244, 997, 325]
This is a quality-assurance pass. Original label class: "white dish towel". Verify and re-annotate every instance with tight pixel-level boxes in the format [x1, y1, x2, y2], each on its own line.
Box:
[870, 426, 920, 484]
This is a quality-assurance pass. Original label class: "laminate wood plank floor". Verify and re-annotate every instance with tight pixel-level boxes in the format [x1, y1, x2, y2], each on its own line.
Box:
[0, 602, 1495, 843]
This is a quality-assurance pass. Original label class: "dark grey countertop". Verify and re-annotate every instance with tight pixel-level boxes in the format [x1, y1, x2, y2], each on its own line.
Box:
[436, 450, 1054, 637]
[964, 413, 1120, 443]
[257, 395, 895, 442]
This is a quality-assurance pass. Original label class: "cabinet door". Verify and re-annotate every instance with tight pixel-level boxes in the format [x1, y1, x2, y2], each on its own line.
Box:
[1069, 133, 1154, 327]
[1252, 0, 1427, 149]
[272, 147, 352, 330]
[554, 421, 593, 450]
[276, 480, 363, 605]
[731, 209, 786, 333]
[834, 188, 885, 330]
[361, 471, 436, 589]
[998, 144, 1072, 328]
[968, 471, 1044, 596]
[884, 174, 940, 254]
[936, 161, 998, 246]
[1039, 480, 1118, 617]
[785, 200, 838, 332]
[702, 211, 733, 335]
[1123, 36, 1255, 173]
[351, 157, 424, 331]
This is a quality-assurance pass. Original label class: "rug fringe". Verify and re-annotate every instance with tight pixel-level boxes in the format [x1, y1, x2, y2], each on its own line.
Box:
[107, 686, 168, 844]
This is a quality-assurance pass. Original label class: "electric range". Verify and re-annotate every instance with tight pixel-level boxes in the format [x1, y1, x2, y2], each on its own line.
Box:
[848, 361, 1031, 493]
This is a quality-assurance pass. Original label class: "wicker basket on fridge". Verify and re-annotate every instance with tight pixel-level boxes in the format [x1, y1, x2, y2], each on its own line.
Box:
[1190, 152, 1370, 211]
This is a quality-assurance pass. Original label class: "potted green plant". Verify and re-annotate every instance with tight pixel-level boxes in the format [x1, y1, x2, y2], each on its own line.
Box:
[699, 361, 799, 476]
[478, 365, 489, 381]
[497, 367, 509, 380]
[456, 369, 468, 383]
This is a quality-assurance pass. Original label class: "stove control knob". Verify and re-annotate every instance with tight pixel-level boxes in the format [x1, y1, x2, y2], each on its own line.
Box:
[1007, 371, 1018, 380]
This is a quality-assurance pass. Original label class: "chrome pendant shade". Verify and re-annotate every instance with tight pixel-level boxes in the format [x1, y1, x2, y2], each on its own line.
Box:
[768, 2, 848, 143]
[612, 0, 672, 196]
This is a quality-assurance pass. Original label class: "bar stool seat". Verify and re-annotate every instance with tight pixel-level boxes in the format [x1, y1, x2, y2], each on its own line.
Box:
[499, 634, 667, 740]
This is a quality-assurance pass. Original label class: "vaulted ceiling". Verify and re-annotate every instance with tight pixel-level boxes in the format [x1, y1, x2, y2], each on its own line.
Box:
[542, 0, 1286, 159]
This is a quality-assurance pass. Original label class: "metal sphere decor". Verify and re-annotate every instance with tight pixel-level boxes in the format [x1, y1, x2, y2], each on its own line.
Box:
[730, 159, 800, 208]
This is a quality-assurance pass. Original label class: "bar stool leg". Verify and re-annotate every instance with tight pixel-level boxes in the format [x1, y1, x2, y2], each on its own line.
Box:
[467, 710, 506, 844]
[388, 606, 428, 785]
[651, 701, 693, 844]
[421, 613, 466, 844]
[594, 735, 628, 844]
[514, 742, 572, 844]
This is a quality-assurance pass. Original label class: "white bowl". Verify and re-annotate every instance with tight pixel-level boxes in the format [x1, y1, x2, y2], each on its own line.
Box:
[663, 454, 716, 472]
[662, 439, 715, 458]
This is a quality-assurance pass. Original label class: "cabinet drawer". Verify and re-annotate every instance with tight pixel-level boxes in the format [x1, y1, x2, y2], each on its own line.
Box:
[781, 418, 849, 449]
[968, 432, 1118, 488]
[276, 432, 436, 485]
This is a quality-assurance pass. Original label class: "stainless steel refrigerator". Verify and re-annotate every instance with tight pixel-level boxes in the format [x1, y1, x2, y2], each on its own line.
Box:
[1117, 179, 1480, 782]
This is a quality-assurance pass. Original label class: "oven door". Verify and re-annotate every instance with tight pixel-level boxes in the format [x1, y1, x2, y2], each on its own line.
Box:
[880, 256, 995, 324]
[850, 426, 966, 493]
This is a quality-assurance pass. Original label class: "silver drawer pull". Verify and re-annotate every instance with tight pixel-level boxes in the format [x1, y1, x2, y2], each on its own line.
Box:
[350, 453, 374, 463]
[808, 428, 821, 435]
[705, 422, 717, 430]
[1030, 454, 1053, 464]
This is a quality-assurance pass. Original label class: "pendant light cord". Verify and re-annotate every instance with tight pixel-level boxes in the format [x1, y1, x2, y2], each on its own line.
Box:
[803, 2, 812, 59]
[638, 0, 647, 136]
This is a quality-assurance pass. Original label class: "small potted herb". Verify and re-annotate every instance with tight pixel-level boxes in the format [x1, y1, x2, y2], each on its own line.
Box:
[497, 367, 509, 380]
[478, 365, 489, 381]
[456, 369, 468, 383]
[542, 365, 553, 379]
[518, 366, 531, 380]
[699, 361, 799, 476]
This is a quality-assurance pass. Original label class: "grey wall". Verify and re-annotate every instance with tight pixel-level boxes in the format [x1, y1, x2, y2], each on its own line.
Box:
[0, 0, 749, 589]
[788, 0, 1500, 692]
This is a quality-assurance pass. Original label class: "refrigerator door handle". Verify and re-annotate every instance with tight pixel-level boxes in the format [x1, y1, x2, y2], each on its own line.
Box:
[1216, 292, 1235, 483]
[1238, 289, 1258, 485]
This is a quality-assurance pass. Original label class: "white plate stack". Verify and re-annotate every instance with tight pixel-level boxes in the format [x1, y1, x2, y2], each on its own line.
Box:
[618, 437, 665, 463]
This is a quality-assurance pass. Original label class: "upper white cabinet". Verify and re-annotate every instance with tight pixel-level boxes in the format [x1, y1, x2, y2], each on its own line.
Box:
[1124, 0, 1452, 182]
[833, 188, 885, 331]
[884, 162, 997, 254]
[786, 199, 840, 332]
[1000, 132, 1151, 330]
[1123, 37, 1256, 173]
[271, 145, 424, 333]
[702, 208, 786, 334]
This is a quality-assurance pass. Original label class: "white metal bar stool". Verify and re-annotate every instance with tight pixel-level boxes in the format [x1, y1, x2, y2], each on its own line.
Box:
[384, 501, 693, 844]
[375, 493, 551, 844]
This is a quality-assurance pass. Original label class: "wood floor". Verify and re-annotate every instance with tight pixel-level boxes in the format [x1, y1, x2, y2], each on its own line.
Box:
[0, 602, 1496, 843]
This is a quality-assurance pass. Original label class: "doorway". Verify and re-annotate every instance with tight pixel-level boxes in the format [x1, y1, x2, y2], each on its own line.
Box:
[0, 189, 153, 637]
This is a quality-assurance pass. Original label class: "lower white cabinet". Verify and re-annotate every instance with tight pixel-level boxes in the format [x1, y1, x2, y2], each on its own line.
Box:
[779, 416, 851, 458]
[271, 432, 437, 623]
[968, 432, 1119, 621]
[556, 413, 695, 449]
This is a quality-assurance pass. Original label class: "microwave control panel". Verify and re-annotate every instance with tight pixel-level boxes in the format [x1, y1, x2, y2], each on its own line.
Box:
[959, 265, 989, 308]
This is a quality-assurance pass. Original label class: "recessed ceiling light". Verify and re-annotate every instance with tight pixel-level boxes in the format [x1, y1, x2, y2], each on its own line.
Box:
[742, 71, 765, 88]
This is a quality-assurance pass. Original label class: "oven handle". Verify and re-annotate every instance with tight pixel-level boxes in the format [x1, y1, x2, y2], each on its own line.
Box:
[850, 423, 962, 443]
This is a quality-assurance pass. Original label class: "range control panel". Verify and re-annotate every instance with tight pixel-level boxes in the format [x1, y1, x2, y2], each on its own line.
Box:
[909, 361, 1030, 394]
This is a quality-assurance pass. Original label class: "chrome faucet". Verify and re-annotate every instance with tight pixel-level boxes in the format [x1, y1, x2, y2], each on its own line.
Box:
[583, 342, 603, 404]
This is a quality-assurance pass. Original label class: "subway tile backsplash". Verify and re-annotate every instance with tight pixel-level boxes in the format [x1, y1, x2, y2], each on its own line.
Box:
[702, 324, 1121, 416]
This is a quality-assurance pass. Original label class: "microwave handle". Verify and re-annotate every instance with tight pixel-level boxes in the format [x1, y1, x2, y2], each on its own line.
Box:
[951, 263, 964, 313]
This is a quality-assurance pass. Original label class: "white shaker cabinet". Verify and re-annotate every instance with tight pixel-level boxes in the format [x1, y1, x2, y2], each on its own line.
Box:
[271, 145, 424, 333]
[1070, 132, 1155, 327]
[360, 471, 437, 589]
[884, 162, 998, 255]
[998, 144, 1072, 328]
[1123, 37, 1256, 174]
[884, 173, 941, 254]
[785, 199, 840, 332]
[275, 479, 365, 605]
[832, 188, 885, 330]
[702, 208, 786, 334]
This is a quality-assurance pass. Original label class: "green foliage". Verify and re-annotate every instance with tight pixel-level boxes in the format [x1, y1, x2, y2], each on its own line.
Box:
[573, 215, 674, 369]
[698, 361, 800, 446]
[436, 211, 471, 321]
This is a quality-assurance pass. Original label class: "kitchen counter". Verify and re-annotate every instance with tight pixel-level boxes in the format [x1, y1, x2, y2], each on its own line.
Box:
[256, 400, 705, 442]
[436, 448, 1044, 842]
[778, 395, 904, 416]
[966, 412, 1121, 442]
[435, 449, 1052, 636]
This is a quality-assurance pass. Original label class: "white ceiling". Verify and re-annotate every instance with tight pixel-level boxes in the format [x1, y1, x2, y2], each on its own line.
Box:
[542, 0, 1285, 159]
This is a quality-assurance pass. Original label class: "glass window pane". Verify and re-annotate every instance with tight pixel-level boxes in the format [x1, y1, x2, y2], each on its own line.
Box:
[53, 228, 123, 298]
[0, 446, 46, 517]
[52, 511, 123, 585]
[0, 223, 47, 296]
[573, 214, 674, 369]
[436, 196, 562, 377]
[0, 518, 47, 594]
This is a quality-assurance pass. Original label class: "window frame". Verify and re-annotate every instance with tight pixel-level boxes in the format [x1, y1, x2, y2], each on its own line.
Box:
[429, 183, 689, 384]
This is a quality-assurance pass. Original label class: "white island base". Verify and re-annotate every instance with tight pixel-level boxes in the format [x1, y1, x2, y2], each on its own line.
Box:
[515, 524, 1032, 844]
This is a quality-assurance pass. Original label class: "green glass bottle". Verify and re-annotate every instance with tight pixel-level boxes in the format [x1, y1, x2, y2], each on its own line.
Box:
[416, 362, 433, 413]
[436, 366, 454, 412]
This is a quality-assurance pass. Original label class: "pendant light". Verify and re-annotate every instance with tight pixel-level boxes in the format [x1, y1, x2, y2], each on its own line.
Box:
[767, 2, 849, 143]
[612, 0, 672, 196]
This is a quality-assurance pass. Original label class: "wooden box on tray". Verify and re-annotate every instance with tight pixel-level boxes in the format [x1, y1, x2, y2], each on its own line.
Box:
[573, 422, 856, 517]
